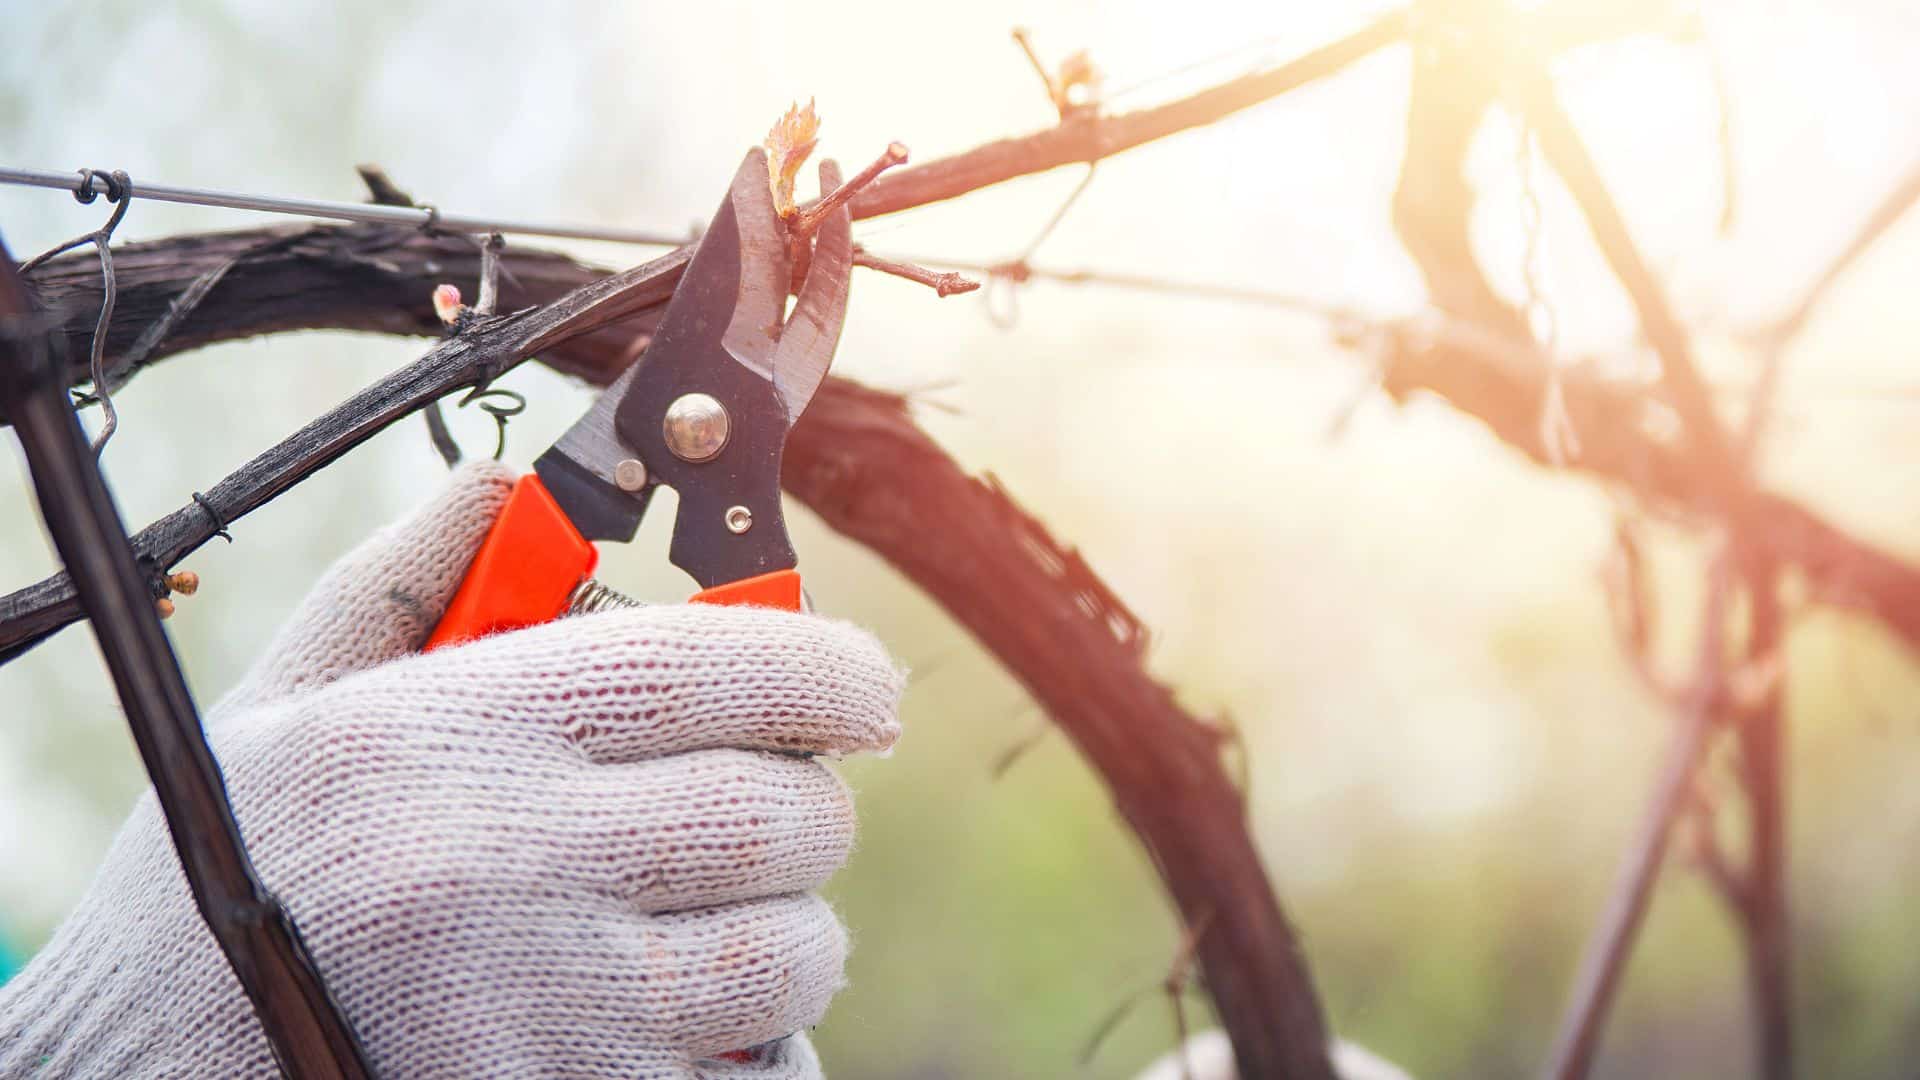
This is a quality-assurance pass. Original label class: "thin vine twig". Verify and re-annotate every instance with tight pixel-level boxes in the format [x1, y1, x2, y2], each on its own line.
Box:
[1544, 557, 1734, 1079]
[1385, 8, 1859, 1074]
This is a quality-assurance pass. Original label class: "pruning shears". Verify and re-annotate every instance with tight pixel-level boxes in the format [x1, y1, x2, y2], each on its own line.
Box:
[423, 148, 851, 649]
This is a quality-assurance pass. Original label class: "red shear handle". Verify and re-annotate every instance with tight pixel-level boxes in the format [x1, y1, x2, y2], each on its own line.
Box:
[425, 476, 805, 651]
[691, 569, 803, 612]
[424, 475, 599, 651]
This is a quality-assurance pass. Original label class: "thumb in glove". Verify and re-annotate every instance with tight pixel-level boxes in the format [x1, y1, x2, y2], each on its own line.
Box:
[217, 459, 513, 715]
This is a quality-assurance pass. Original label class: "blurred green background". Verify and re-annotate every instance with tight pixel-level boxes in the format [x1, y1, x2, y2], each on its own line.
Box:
[5, 2, 1920, 1076]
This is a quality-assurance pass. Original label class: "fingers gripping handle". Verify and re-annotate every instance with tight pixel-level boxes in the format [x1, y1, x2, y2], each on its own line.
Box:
[425, 476, 806, 650]
[420, 475, 805, 1065]
[424, 475, 598, 650]
[691, 570, 804, 612]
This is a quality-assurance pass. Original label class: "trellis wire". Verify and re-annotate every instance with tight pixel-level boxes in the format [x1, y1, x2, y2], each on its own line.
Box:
[17, 169, 134, 455]
[1, 165, 691, 247]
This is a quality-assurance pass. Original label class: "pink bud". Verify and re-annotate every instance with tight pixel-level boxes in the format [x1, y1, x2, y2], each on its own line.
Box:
[432, 283, 464, 326]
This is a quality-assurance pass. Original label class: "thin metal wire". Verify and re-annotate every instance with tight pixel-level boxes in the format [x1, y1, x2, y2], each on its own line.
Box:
[1018, 165, 1097, 263]
[5, 161, 1380, 329]
[13, 161, 1909, 431]
[1103, 31, 1297, 102]
[903, 250, 1369, 323]
[1, 165, 692, 247]
[978, 164, 1097, 329]
[191, 491, 234, 543]
[20, 169, 134, 455]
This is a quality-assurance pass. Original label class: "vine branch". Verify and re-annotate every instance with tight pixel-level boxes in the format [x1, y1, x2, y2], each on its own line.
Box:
[1384, 6, 1856, 1069]
[1544, 558, 1734, 1079]
[840, 9, 1411, 220]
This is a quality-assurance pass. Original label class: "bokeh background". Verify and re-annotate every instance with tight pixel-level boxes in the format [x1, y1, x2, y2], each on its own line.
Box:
[5, 2, 1920, 1076]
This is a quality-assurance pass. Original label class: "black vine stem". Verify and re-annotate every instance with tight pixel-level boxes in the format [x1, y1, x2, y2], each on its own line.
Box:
[0, 244, 372, 1079]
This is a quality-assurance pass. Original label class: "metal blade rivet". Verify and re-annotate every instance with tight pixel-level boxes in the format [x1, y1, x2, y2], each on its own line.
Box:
[613, 458, 649, 492]
[725, 505, 753, 534]
[662, 393, 730, 463]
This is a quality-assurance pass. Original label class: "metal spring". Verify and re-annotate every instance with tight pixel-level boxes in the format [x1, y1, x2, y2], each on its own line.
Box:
[565, 577, 641, 615]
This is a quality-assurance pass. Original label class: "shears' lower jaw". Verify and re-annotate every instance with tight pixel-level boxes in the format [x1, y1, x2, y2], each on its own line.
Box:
[531, 446, 651, 544]
[534, 362, 653, 544]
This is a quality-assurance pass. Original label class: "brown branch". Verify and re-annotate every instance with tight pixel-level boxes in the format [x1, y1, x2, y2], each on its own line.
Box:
[1603, 514, 1686, 705]
[1391, 20, 1515, 334]
[788, 386, 1333, 1078]
[1741, 158, 1920, 460]
[1546, 557, 1735, 1080]
[851, 250, 980, 297]
[793, 142, 908, 237]
[1387, 49, 1882, 1069]
[1385, 17, 1823, 1074]
[1509, 67, 1738, 489]
[1760, 158, 1920, 348]
[1684, 795, 1753, 922]
[1383, 326, 1920, 647]
[1735, 556, 1793, 1080]
[840, 9, 1411, 220]
[1509, 46, 1805, 1080]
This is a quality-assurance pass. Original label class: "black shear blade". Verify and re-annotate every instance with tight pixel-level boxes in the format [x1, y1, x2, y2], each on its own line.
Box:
[534, 150, 791, 546]
[533, 364, 651, 543]
[767, 159, 854, 424]
[539, 148, 853, 590]
[608, 150, 802, 587]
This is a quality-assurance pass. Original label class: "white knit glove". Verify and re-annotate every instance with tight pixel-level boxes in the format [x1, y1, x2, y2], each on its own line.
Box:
[0, 461, 903, 1079]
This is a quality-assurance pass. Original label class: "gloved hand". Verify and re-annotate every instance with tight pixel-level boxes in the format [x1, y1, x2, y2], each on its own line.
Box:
[0, 461, 903, 1079]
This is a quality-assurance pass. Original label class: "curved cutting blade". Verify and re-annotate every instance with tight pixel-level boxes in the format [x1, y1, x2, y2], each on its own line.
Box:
[767, 159, 854, 424]
[715, 149, 793, 393]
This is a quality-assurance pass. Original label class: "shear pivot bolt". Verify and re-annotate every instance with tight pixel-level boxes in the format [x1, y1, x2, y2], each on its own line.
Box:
[662, 393, 730, 463]
[614, 458, 648, 492]
[725, 505, 753, 534]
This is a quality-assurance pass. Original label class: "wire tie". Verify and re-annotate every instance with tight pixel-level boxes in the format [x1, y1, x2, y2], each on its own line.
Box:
[192, 492, 234, 543]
